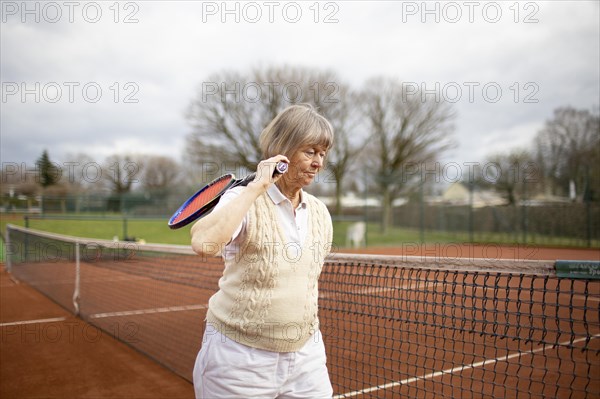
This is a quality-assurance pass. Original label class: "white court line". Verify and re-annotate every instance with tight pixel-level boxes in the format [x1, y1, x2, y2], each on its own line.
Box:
[27, 275, 151, 286]
[0, 317, 67, 327]
[320, 282, 437, 299]
[334, 333, 600, 398]
[90, 304, 208, 319]
[358, 282, 439, 295]
[573, 295, 600, 303]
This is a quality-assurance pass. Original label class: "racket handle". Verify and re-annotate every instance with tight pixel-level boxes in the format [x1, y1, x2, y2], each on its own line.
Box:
[239, 161, 288, 187]
[274, 161, 289, 176]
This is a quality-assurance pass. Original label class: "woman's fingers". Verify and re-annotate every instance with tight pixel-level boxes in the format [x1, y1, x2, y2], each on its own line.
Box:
[254, 155, 289, 188]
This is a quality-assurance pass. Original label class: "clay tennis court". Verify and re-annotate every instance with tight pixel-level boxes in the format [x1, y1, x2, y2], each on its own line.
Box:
[0, 267, 194, 398]
[2, 235, 599, 398]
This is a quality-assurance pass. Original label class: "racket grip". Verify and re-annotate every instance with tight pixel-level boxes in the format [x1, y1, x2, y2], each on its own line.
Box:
[273, 161, 289, 176]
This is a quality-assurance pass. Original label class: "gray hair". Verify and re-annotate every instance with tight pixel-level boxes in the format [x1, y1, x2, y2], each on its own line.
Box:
[259, 103, 334, 159]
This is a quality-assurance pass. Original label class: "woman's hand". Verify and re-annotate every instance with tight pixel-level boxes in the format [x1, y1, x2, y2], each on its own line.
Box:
[191, 154, 288, 257]
[249, 155, 289, 191]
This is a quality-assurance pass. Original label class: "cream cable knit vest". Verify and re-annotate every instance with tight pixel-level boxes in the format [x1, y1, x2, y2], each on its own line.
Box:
[206, 191, 333, 352]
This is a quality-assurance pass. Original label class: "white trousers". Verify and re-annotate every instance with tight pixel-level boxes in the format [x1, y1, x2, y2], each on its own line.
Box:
[193, 328, 333, 399]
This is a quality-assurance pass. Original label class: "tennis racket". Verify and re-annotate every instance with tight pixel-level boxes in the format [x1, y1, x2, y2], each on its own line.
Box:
[168, 161, 289, 229]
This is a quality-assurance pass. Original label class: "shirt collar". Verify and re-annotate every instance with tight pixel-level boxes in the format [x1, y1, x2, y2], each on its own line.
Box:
[267, 184, 307, 209]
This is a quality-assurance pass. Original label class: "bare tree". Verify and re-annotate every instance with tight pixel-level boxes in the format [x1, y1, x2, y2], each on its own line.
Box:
[186, 69, 261, 171]
[482, 149, 539, 205]
[103, 154, 141, 194]
[360, 77, 456, 233]
[141, 155, 180, 192]
[102, 154, 143, 212]
[186, 65, 363, 211]
[534, 107, 600, 200]
[316, 84, 364, 215]
[60, 153, 99, 193]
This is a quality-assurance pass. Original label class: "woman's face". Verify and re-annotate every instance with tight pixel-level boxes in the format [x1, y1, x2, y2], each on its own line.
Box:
[285, 145, 327, 188]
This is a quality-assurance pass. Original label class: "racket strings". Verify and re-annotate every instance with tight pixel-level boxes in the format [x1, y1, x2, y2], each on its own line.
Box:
[171, 177, 233, 223]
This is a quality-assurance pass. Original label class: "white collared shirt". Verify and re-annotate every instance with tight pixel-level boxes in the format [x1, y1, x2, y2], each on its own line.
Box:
[213, 184, 309, 262]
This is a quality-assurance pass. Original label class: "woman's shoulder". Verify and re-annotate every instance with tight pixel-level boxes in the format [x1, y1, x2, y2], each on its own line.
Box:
[213, 185, 245, 211]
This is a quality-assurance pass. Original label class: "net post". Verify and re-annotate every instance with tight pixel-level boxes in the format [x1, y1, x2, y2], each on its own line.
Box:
[73, 242, 81, 316]
[123, 216, 128, 240]
[5, 225, 11, 273]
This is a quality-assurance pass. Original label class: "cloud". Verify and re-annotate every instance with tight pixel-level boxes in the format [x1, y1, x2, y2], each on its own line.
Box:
[1, 1, 598, 169]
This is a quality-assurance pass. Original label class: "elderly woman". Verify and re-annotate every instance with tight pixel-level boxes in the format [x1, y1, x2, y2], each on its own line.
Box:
[191, 103, 335, 398]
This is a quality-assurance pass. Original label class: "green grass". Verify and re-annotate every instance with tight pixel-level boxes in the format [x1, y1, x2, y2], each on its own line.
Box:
[0, 214, 191, 245]
[334, 221, 599, 249]
[1, 213, 597, 263]
[0, 214, 192, 263]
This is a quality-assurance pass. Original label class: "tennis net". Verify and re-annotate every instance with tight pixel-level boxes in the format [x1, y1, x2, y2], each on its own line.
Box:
[5, 224, 600, 398]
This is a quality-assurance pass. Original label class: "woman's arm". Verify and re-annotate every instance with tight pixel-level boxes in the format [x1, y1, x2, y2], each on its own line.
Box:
[190, 182, 262, 256]
[190, 155, 288, 256]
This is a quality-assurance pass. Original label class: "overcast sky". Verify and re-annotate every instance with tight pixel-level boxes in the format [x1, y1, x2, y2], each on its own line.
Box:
[1, 1, 598, 172]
